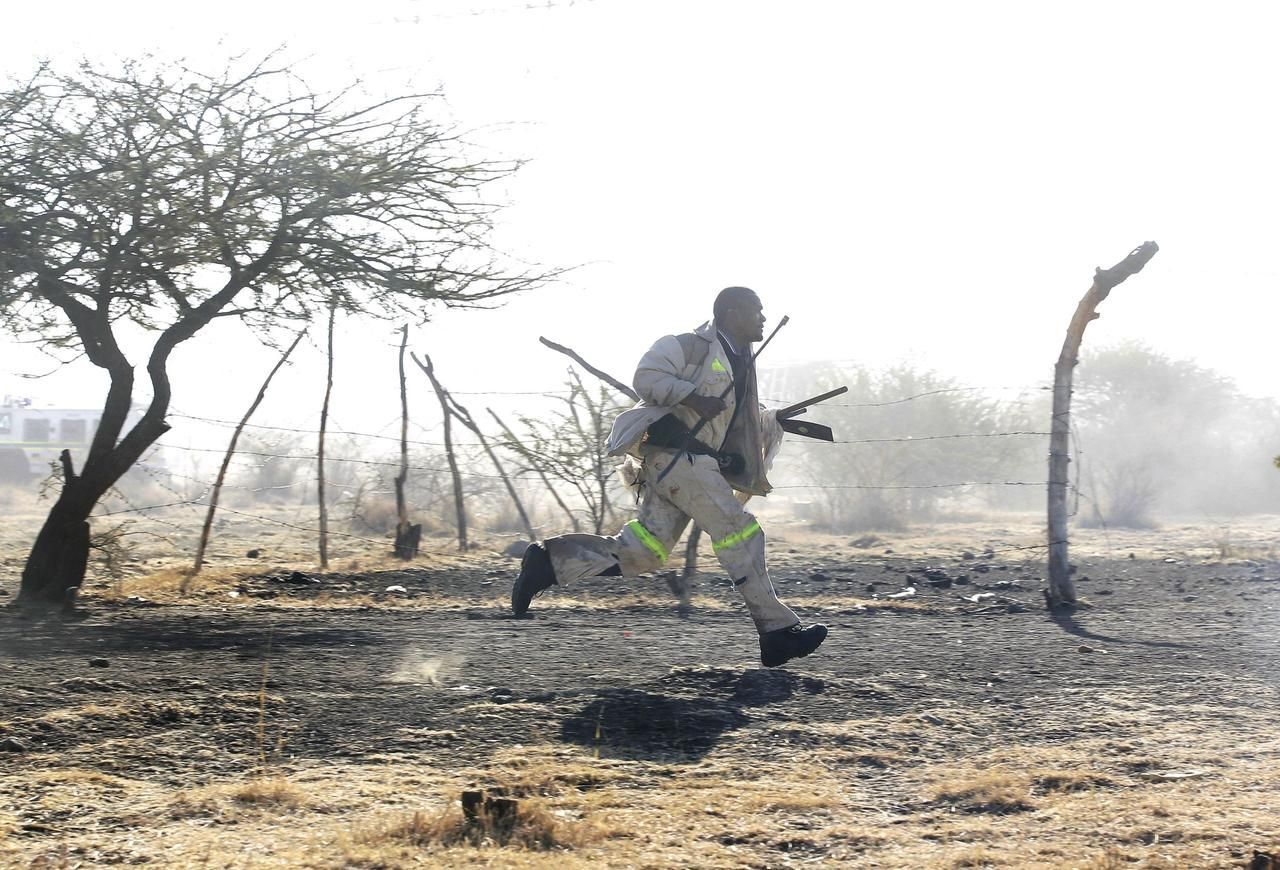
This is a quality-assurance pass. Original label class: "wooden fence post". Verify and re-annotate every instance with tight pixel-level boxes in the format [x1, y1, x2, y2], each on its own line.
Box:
[393, 325, 421, 559]
[317, 300, 337, 569]
[1047, 241, 1159, 608]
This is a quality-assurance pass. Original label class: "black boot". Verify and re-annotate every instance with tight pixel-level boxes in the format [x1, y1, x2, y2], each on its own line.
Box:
[759, 623, 828, 668]
[511, 543, 557, 615]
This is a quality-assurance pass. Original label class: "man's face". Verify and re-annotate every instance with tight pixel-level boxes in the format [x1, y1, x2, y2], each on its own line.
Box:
[727, 292, 766, 343]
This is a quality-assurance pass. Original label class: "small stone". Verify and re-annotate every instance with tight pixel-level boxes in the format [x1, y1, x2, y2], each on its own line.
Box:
[246, 549, 261, 558]
[385, 584, 408, 594]
[1077, 645, 1094, 653]
[0, 737, 25, 753]
[89, 658, 109, 668]
[961, 551, 975, 560]
[808, 572, 831, 582]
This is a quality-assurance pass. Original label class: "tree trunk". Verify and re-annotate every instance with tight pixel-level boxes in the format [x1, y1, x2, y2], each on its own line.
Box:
[18, 375, 171, 611]
[317, 300, 337, 569]
[1047, 242, 1159, 609]
[19, 465, 94, 611]
[192, 329, 306, 580]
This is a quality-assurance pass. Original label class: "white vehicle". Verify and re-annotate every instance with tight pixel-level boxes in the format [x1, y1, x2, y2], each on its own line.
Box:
[0, 396, 142, 482]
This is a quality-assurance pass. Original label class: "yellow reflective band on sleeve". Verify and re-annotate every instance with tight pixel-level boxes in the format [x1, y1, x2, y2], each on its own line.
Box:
[711, 358, 727, 373]
[627, 520, 669, 562]
[712, 520, 762, 552]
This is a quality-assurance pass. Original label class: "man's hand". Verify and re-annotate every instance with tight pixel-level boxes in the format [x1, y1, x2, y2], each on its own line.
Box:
[681, 393, 727, 420]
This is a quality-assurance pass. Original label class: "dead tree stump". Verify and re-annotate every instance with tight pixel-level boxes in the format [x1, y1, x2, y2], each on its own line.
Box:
[1047, 241, 1159, 608]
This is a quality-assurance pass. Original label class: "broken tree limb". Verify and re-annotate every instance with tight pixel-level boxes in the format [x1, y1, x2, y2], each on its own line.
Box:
[191, 328, 306, 580]
[440, 392, 536, 542]
[412, 352, 468, 551]
[1047, 241, 1158, 608]
[539, 337, 638, 401]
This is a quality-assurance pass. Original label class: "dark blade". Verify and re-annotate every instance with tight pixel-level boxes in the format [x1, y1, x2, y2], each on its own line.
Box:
[779, 418, 834, 441]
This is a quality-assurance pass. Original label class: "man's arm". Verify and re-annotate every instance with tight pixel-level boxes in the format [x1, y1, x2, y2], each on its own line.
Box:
[632, 335, 699, 407]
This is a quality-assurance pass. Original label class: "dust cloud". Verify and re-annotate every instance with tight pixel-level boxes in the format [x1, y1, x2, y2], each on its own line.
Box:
[385, 649, 467, 687]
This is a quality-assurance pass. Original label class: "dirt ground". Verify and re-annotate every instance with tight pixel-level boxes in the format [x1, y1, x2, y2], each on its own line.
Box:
[1, 492, 1277, 868]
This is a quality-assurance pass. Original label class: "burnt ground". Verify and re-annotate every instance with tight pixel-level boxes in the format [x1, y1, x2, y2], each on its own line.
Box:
[1, 534, 1279, 868]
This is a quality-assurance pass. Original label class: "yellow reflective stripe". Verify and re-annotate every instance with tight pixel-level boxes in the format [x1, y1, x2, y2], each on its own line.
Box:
[712, 520, 762, 552]
[627, 520, 669, 562]
[711, 358, 727, 373]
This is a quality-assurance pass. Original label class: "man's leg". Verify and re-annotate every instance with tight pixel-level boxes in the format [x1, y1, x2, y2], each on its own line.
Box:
[511, 488, 691, 615]
[643, 450, 826, 666]
[643, 451, 797, 632]
[542, 497, 691, 584]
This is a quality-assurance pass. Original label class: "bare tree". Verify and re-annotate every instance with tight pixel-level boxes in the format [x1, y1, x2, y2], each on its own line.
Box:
[0, 57, 542, 610]
[507, 369, 627, 534]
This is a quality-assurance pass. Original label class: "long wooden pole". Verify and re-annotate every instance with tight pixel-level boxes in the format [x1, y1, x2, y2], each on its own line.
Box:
[190, 329, 306, 581]
[538, 337, 638, 401]
[317, 300, 337, 569]
[1047, 242, 1158, 608]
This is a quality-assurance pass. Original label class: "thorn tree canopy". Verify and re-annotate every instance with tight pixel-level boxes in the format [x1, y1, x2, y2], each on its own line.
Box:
[0, 56, 545, 610]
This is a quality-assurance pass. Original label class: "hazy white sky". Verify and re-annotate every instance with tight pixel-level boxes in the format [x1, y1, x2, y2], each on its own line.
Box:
[2, 0, 1277, 438]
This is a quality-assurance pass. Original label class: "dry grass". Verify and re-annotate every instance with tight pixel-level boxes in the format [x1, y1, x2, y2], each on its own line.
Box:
[927, 770, 1037, 814]
[2, 721, 1277, 868]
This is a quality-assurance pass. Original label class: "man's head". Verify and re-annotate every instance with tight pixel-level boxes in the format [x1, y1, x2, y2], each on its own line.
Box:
[713, 286, 766, 345]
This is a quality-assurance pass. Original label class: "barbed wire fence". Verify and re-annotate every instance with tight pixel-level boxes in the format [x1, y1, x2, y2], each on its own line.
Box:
[19, 375, 1083, 578]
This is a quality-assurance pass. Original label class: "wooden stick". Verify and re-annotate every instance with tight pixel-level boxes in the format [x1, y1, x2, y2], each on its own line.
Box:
[191, 329, 306, 579]
[539, 337, 638, 401]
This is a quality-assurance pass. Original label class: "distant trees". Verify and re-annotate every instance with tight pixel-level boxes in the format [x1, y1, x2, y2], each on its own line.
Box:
[1074, 342, 1280, 526]
[0, 56, 541, 609]
[762, 346, 1280, 533]
[763, 362, 1041, 531]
